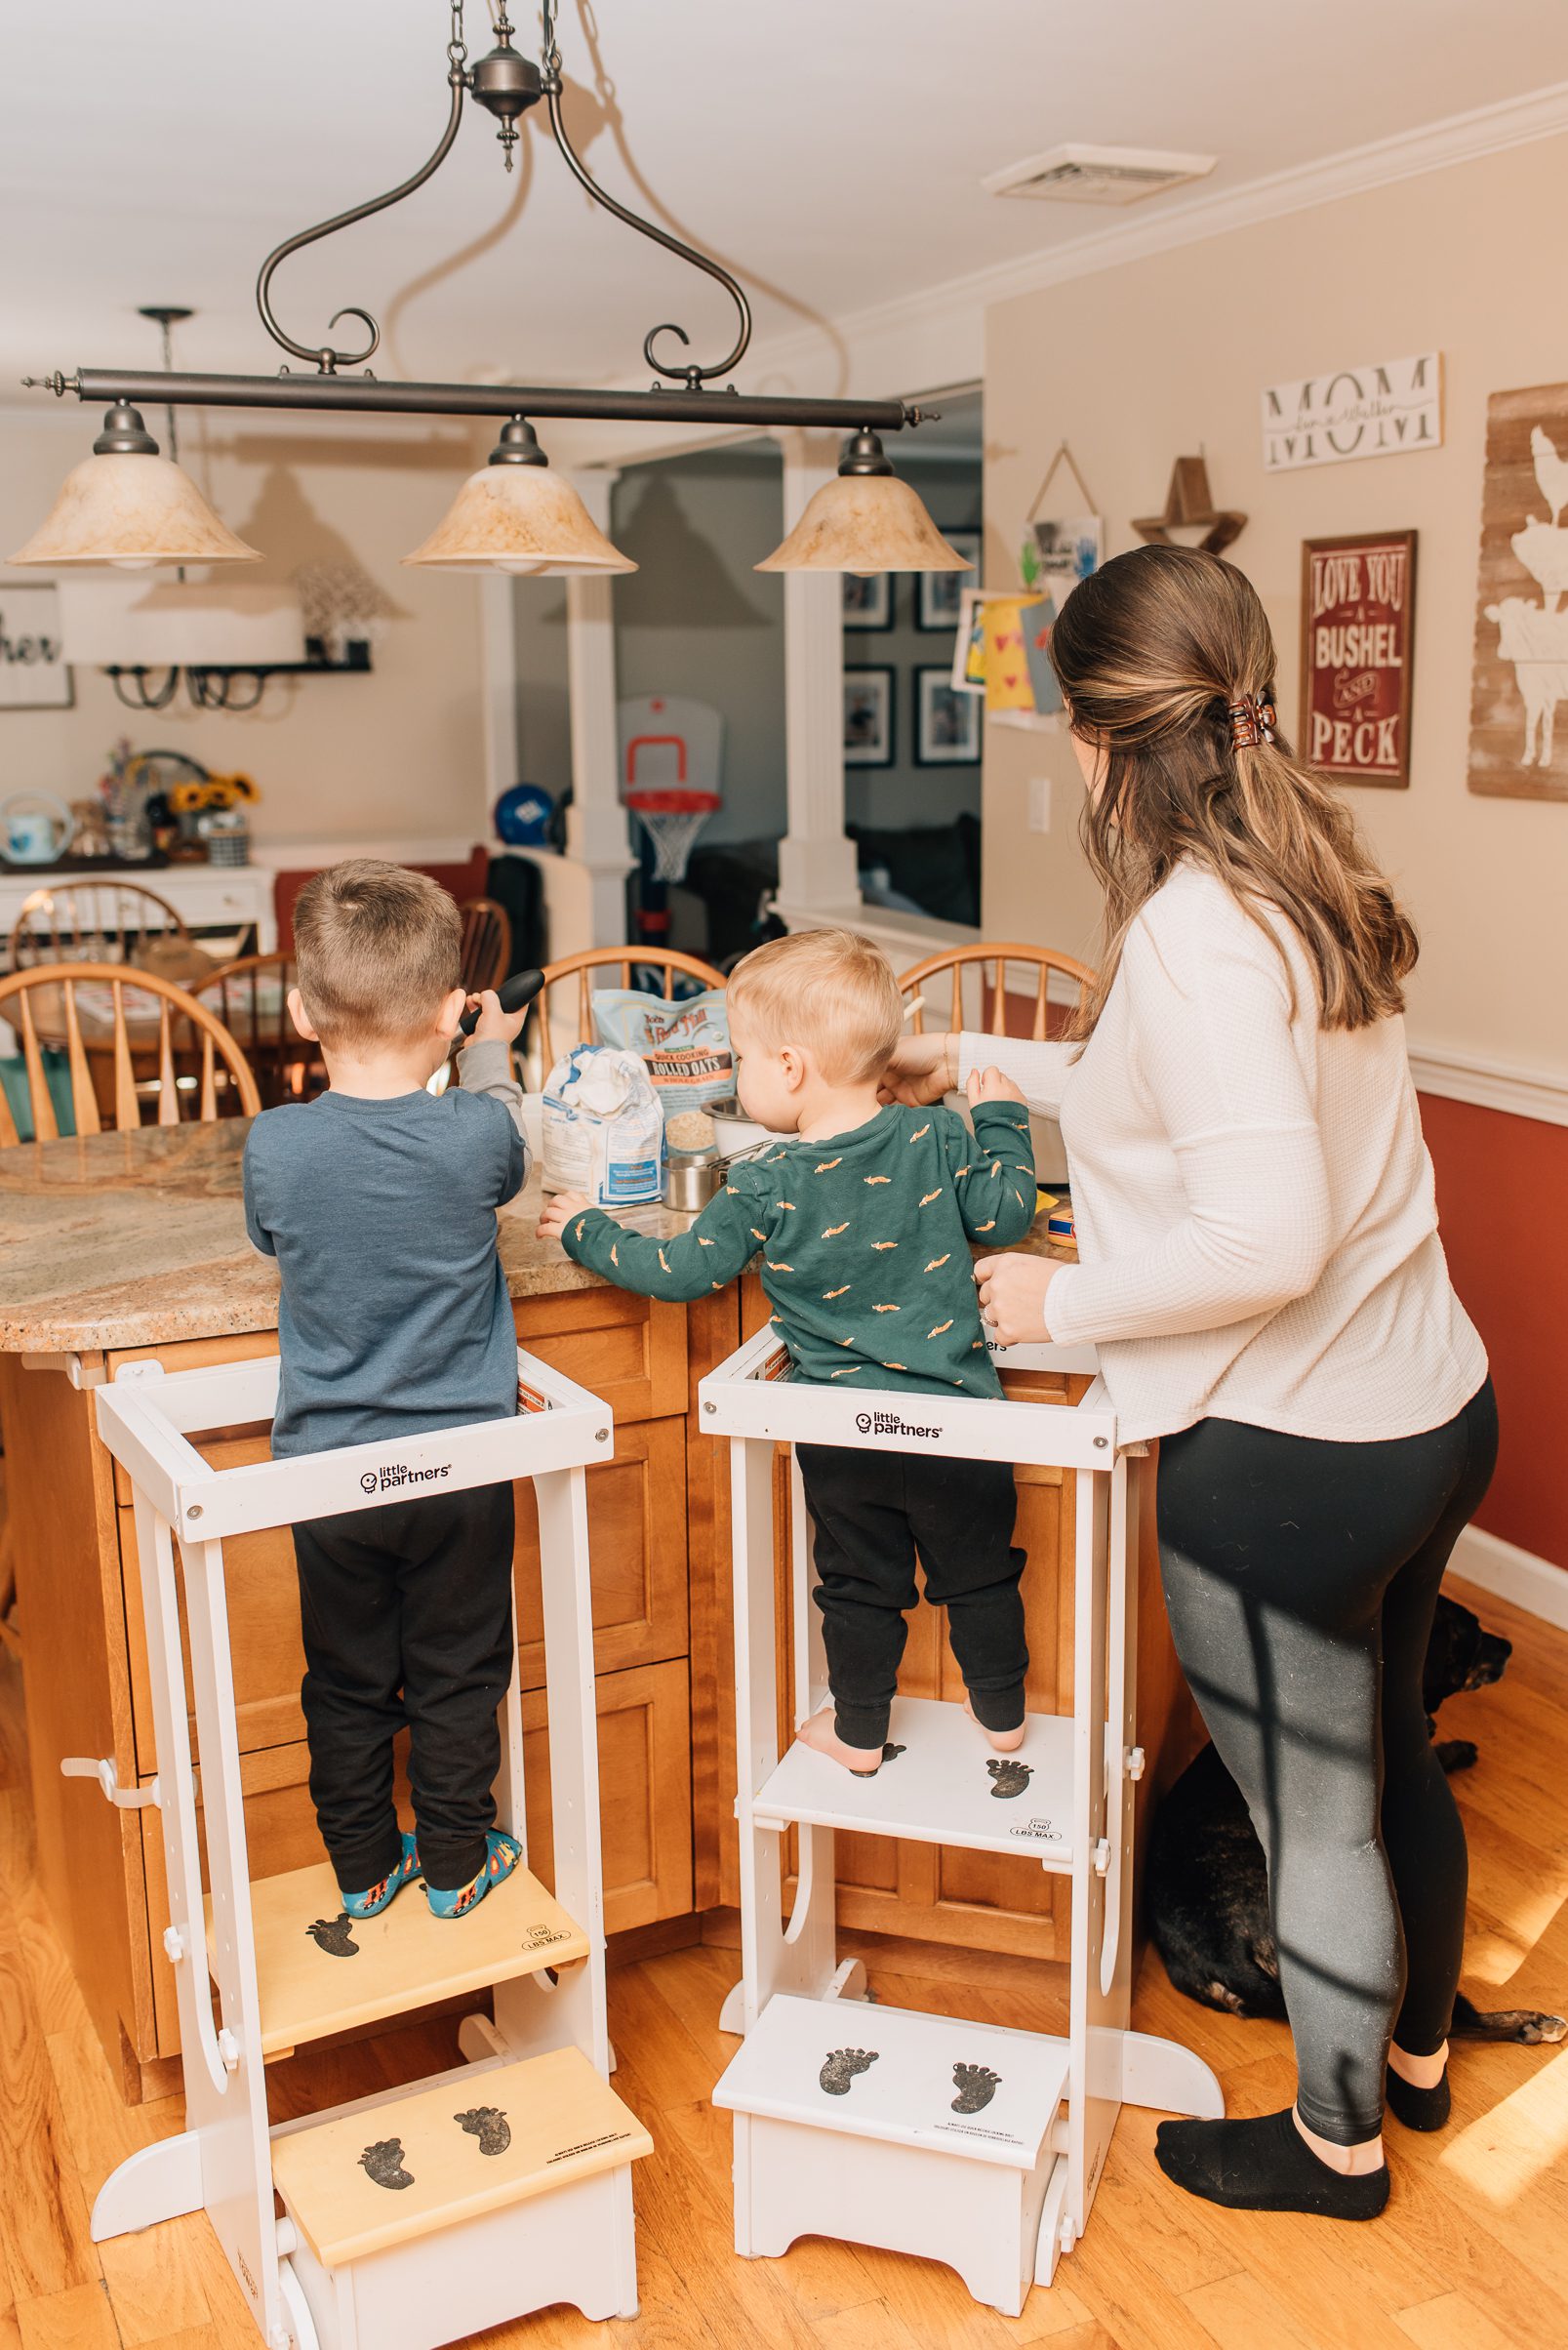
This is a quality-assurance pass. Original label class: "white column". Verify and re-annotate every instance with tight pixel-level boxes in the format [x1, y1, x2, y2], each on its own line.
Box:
[563, 469, 634, 948]
[773, 429, 858, 911]
[477, 573, 519, 819]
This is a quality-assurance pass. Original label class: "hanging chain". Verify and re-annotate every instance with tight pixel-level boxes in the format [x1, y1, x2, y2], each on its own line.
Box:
[449, 0, 468, 69]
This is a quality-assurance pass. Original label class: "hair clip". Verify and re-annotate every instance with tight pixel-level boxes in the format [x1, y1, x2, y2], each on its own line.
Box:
[1227, 692, 1277, 750]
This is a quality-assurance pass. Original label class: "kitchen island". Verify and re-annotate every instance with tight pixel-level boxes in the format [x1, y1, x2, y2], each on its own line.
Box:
[0, 1121, 1190, 2102]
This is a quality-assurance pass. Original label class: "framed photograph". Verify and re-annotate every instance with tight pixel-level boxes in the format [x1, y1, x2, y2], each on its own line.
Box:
[1301, 530, 1416, 789]
[0, 584, 73, 709]
[917, 530, 980, 630]
[915, 666, 981, 764]
[842, 572, 893, 630]
[949, 587, 989, 695]
[843, 668, 895, 766]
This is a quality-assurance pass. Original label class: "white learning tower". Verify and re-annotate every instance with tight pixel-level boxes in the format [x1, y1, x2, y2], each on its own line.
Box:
[704, 1325, 1223, 2317]
[82, 1350, 651, 2350]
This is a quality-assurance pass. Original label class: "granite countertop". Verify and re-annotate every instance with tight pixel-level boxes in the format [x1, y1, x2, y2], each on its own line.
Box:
[0, 1118, 1068, 1356]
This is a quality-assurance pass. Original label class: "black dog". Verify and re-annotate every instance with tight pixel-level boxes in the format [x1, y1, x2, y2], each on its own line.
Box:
[1147, 1595, 1565, 2045]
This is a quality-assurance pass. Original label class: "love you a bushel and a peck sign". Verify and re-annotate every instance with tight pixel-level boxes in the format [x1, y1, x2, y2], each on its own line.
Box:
[1263, 354, 1436, 791]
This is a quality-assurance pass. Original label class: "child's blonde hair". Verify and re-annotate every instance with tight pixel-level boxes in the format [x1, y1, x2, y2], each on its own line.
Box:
[293, 859, 462, 1048]
[727, 928, 905, 1084]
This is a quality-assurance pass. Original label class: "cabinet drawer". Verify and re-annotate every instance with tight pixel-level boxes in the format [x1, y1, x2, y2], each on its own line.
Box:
[123, 1428, 694, 1766]
[514, 1418, 688, 1688]
[137, 1657, 694, 2059]
[513, 1290, 686, 1424]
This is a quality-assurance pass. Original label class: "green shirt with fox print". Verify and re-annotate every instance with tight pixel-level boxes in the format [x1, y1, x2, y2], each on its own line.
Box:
[559, 1100, 1036, 1400]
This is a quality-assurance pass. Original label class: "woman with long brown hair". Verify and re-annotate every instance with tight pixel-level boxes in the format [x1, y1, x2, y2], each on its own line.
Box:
[887, 544, 1494, 2220]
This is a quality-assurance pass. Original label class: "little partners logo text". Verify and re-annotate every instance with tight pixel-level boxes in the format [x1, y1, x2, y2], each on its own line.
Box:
[359, 1461, 454, 1495]
[854, 1409, 942, 1440]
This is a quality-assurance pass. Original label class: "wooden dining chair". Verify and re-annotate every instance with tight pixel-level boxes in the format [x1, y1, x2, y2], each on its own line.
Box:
[527, 946, 727, 1083]
[458, 897, 512, 997]
[197, 952, 324, 1109]
[0, 963, 261, 1146]
[9, 879, 195, 972]
[896, 941, 1097, 1042]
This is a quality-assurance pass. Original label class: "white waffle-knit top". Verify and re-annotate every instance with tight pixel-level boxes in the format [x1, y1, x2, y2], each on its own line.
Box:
[959, 862, 1487, 1447]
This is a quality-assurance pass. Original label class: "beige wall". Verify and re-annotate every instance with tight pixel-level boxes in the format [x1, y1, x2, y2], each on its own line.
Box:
[0, 410, 490, 847]
[983, 132, 1568, 1077]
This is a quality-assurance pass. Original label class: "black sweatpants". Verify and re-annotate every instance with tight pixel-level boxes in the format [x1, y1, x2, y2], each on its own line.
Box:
[1155, 1379, 1498, 2144]
[795, 1444, 1027, 1750]
[292, 1482, 515, 1894]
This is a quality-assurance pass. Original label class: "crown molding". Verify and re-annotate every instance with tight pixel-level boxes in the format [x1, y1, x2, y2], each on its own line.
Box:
[544, 79, 1568, 469]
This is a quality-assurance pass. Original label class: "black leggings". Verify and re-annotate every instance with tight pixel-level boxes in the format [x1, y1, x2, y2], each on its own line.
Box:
[1155, 1380, 1497, 2144]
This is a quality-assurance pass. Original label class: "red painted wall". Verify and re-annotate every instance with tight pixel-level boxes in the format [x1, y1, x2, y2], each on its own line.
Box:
[1420, 1093, 1568, 1572]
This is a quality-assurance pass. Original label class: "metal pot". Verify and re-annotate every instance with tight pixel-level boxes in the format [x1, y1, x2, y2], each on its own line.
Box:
[663, 1153, 724, 1212]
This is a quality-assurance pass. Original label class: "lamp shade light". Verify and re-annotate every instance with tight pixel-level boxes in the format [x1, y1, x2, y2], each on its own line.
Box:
[756, 428, 970, 578]
[8, 405, 261, 571]
[403, 418, 635, 575]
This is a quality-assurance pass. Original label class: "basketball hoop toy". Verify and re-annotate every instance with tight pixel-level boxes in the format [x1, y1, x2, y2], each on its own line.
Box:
[624, 786, 722, 889]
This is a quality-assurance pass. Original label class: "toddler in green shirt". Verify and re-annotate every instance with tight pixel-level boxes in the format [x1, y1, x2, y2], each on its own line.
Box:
[538, 928, 1037, 1775]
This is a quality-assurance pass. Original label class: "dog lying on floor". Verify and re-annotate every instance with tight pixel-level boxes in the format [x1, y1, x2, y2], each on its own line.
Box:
[1146, 1594, 1566, 2044]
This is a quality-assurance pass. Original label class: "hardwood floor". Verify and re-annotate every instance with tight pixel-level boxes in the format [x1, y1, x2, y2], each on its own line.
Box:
[0, 1573, 1562, 2349]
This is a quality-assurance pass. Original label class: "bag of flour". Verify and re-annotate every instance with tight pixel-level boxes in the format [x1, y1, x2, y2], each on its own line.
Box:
[592, 988, 733, 1153]
[542, 1043, 663, 1207]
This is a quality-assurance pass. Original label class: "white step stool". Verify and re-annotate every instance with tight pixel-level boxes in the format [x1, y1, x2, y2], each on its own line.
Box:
[80, 1350, 652, 2350]
[702, 1327, 1223, 2319]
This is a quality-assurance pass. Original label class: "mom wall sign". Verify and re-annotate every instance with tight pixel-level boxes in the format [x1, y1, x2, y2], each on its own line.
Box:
[1263, 353, 1442, 472]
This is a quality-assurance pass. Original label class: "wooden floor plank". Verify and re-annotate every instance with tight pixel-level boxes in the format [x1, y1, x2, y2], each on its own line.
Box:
[14, 2283, 118, 2350]
[1393, 2290, 1530, 2350]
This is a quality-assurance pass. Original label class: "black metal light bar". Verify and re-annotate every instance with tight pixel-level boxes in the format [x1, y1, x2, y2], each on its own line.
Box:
[44, 369, 916, 434]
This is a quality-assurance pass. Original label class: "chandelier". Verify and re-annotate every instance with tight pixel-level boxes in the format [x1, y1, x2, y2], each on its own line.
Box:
[12, 2, 964, 582]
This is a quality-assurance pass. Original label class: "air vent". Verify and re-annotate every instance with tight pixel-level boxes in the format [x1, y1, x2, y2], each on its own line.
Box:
[983, 143, 1218, 207]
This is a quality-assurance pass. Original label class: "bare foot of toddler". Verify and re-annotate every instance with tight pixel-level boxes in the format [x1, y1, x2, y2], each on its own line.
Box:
[964, 1696, 1026, 1754]
[795, 1709, 885, 1776]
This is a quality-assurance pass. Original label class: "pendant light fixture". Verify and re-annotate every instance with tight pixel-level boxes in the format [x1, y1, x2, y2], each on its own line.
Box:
[18, 0, 951, 579]
[8, 399, 261, 571]
[403, 419, 635, 575]
[756, 429, 970, 577]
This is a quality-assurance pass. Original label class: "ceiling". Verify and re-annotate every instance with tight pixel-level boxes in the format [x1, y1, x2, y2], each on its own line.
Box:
[4, 0, 1567, 404]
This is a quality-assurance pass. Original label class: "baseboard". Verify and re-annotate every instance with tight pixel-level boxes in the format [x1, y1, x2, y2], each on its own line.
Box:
[1447, 1523, 1568, 1630]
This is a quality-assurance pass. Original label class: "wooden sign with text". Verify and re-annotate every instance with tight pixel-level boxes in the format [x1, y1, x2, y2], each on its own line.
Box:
[1300, 531, 1416, 789]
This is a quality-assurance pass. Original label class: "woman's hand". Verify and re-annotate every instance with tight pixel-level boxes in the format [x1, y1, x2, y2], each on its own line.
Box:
[973, 1251, 1062, 1348]
[880, 1032, 958, 1107]
[537, 1189, 592, 1242]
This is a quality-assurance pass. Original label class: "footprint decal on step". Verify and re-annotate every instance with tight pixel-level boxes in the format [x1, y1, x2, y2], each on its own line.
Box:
[951, 2062, 1001, 2114]
[455, 2106, 512, 2158]
[881, 1742, 906, 1763]
[986, 1758, 1032, 1801]
[305, 1914, 359, 1958]
[819, 2047, 878, 2095]
[359, 2137, 414, 2190]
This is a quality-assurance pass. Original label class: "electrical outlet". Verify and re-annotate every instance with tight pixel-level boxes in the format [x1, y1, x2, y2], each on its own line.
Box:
[1027, 776, 1052, 832]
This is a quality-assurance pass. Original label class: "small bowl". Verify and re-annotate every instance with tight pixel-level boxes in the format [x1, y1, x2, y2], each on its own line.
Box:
[707, 1094, 770, 1155]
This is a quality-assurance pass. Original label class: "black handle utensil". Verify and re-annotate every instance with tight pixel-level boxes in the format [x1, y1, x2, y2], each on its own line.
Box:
[457, 967, 545, 1038]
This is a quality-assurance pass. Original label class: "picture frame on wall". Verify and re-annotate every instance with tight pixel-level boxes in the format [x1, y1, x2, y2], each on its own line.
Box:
[843, 668, 895, 766]
[1300, 530, 1417, 789]
[842, 572, 893, 630]
[914, 666, 981, 764]
[917, 531, 980, 629]
[0, 583, 74, 709]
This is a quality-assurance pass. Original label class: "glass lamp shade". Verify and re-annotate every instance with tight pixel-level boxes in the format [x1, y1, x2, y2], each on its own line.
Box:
[756, 472, 970, 578]
[8, 451, 261, 570]
[402, 464, 636, 575]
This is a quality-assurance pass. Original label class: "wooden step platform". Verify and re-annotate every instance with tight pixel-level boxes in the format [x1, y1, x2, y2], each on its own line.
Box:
[272, 2045, 653, 2268]
[713, 1992, 1070, 2169]
[213, 1861, 589, 2057]
[752, 1697, 1076, 1865]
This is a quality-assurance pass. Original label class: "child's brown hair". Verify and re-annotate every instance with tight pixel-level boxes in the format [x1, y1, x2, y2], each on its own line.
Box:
[292, 859, 461, 1048]
[727, 928, 905, 1084]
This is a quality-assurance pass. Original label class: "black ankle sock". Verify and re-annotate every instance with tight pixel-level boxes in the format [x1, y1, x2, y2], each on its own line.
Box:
[1385, 2064, 1450, 2132]
[1154, 2107, 1388, 2220]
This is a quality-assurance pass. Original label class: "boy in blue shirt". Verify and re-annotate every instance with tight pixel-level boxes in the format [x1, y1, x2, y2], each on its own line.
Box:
[244, 860, 530, 1920]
